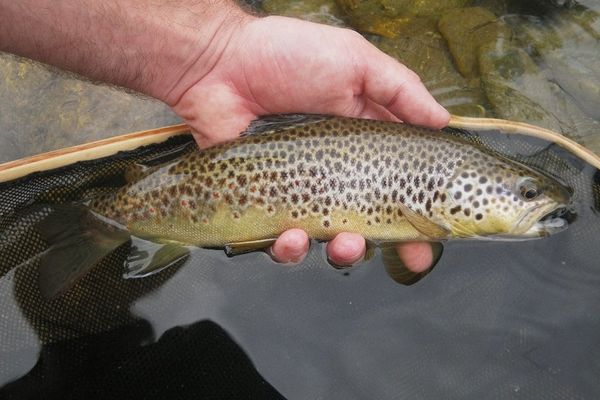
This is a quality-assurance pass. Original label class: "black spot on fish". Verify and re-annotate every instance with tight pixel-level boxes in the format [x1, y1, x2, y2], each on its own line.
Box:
[475, 213, 483, 220]
[426, 178, 434, 191]
[450, 206, 462, 215]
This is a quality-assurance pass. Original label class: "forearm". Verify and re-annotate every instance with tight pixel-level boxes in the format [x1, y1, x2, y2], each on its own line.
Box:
[0, 0, 251, 103]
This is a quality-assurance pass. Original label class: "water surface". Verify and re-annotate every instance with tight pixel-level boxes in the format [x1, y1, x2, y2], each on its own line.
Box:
[1, 1, 600, 399]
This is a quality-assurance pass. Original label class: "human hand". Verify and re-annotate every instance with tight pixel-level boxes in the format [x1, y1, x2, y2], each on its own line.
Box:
[165, 16, 450, 272]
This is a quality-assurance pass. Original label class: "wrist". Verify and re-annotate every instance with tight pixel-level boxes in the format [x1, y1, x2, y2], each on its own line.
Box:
[150, 4, 256, 106]
[0, 1, 254, 104]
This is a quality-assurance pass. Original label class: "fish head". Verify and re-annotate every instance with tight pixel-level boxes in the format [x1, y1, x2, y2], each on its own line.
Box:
[436, 157, 573, 240]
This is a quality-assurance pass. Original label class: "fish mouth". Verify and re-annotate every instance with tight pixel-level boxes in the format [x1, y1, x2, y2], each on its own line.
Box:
[522, 204, 575, 238]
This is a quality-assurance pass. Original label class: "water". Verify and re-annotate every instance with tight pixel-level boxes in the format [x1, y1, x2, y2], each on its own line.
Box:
[1, 1, 600, 399]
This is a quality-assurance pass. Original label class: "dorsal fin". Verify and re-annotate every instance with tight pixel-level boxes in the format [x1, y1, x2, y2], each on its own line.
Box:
[241, 114, 331, 137]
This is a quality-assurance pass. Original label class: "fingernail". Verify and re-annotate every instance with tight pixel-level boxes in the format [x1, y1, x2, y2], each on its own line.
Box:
[327, 254, 364, 270]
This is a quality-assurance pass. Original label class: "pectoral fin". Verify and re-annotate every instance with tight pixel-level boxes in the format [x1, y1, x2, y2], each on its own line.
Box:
[380, 242, 443, 286]
[37, 205, 130, 299]
[398, 203, 450, 239]
[224, 238, 277, 257]
[125, 236, 190, 279]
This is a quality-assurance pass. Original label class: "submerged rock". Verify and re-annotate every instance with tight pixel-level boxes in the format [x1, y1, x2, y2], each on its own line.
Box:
[438, 7, 512, 78]
[511, 9, 600, 120]
[373, 18, 488, 116]
[262, 0, 346, 26]
[479, 41, 600, 151]
[335, 0, 473, 36]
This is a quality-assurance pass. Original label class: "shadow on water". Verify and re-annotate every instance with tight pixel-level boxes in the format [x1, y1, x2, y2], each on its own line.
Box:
[2, 319, 283, 400]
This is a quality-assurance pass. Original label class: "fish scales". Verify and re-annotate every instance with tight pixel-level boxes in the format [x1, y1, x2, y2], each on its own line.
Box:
[88, 116, 570, 245]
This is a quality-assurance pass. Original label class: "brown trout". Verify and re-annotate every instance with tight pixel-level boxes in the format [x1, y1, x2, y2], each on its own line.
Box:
[38, 115, 572, 297]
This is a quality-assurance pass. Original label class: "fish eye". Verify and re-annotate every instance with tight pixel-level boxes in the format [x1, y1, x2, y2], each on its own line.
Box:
[517, 178, 541, 201]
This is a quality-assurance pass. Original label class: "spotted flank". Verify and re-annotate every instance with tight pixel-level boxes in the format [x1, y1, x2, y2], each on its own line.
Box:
[37, 114, 572, 297]
[89, 114, 571, 244]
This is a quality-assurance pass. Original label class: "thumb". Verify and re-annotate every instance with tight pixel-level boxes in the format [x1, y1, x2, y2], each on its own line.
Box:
[172, 82, 258, 149]
[360, 45, 450, 129]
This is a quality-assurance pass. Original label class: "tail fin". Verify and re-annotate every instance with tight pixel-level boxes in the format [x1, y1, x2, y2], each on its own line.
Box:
[36, 205, 130, 299]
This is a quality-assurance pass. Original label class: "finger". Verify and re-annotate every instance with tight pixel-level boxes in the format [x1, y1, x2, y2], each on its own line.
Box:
[395, 242, 433, 272]
[172, 82, 258, 149]
[326, 232, 366, 267]
[359, 45, 450, 129]
[270, 228, 310, 263]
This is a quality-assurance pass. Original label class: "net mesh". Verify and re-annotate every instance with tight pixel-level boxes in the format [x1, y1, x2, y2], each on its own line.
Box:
[1, 127, 599, 399]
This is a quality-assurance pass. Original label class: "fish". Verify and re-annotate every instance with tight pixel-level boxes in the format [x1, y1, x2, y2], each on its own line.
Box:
[36, 114, 573, 298]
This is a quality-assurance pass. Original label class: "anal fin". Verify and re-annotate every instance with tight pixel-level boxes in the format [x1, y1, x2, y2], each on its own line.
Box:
[125, 236, 190, 279]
